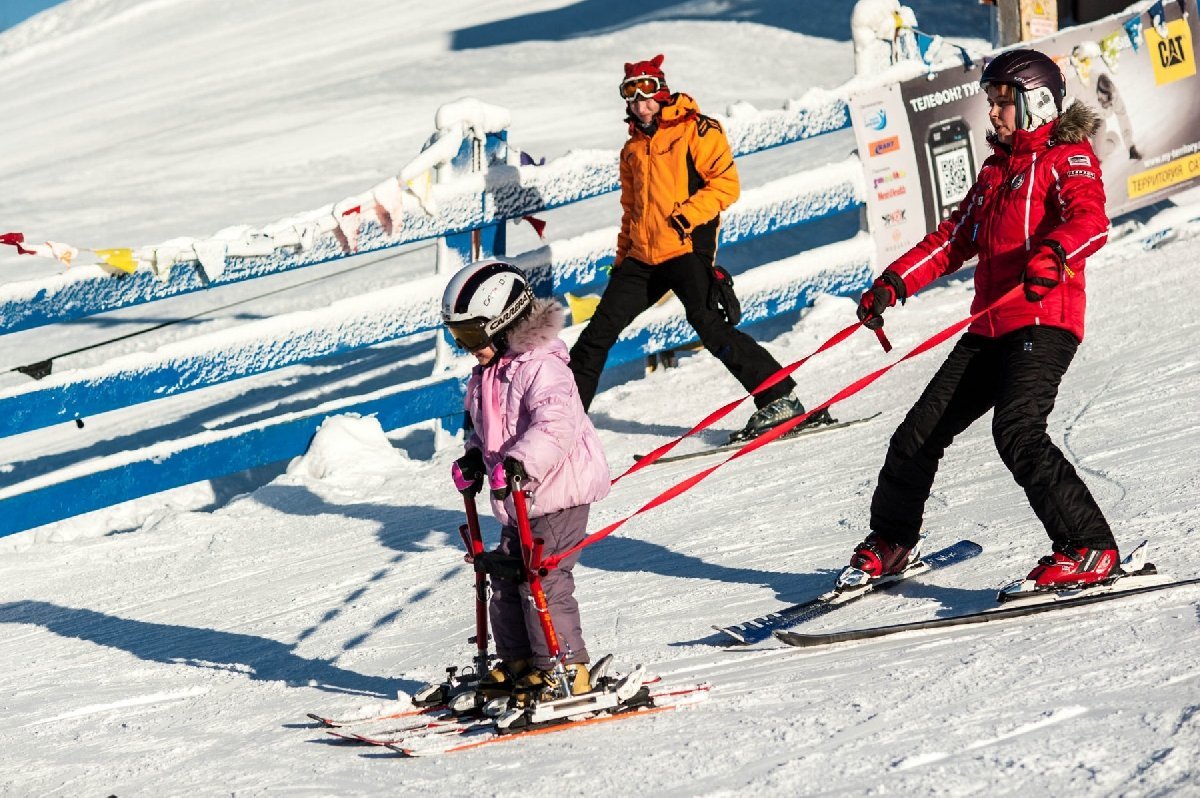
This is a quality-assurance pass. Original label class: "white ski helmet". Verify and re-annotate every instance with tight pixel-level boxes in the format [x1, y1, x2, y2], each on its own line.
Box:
[440, 260, 534, 351]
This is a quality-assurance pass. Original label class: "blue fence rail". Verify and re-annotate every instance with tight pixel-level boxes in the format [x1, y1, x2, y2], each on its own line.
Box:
[0, 96, 850, 336]
[0, 93, 868, 537]
[0, 234, 874, 538]
[0, 161, 863, 440]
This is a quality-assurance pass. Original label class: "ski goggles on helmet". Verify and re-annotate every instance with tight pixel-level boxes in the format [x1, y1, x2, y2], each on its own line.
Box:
[446, 319, 492, 352]
[619, 76, 663, 101]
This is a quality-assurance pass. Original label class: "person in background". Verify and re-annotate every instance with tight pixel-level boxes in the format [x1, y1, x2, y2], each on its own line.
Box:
[568, 54, 833, 444]
[846, 48, 1119, 589]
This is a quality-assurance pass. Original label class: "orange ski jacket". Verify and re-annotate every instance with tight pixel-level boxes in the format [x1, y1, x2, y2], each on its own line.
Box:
[616, 92, 740, 267]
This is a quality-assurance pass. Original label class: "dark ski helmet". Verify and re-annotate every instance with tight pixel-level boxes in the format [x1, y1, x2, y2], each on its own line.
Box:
[980, 48, 1066, 131]
[441, 260, 534, 352]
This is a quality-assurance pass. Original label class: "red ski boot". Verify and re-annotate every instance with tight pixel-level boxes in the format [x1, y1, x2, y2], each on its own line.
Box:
[1026, 545, 1119, 588]
[837, 533, 917, 589]
[849, 532, 916, 578]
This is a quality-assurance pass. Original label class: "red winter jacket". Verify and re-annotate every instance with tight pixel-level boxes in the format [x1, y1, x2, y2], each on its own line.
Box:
[884, 101, 1108, 342]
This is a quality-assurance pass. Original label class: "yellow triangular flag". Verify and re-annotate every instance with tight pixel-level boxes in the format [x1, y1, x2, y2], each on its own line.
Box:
[565, 292, 602, 324]
[93, 248, 137, 274]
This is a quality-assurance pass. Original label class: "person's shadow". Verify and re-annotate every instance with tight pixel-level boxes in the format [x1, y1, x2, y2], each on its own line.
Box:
[0, 600, 419, 698]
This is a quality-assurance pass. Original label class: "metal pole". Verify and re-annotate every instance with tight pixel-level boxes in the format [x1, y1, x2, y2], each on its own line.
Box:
[459, 495, 490, 677]
[510, 478, 573, 697]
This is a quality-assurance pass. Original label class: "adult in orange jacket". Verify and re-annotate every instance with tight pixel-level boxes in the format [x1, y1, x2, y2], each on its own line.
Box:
[569, 55, 830, 443]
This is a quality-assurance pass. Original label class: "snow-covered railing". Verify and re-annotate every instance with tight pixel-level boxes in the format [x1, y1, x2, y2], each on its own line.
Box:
[0, 84, 866, 537]
[0, 161, 864, 439]
[0, 92, 850, 336]
[0, 235, 872, 537]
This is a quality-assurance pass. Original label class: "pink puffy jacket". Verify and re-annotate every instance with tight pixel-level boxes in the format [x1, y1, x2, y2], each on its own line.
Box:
[465, 299, 610, 526]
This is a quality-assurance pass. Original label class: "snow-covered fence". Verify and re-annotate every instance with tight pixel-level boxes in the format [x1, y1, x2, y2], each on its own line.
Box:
[0, 162, 863, 439]
[0, 93, 849, 336]
[0, 90, 864, 537]
[0, 235, 872, 538]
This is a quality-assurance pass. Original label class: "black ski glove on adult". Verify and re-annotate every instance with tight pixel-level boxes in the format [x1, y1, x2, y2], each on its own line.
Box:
[708, 264, 742, 326]
[489, 457, 528, 500]
[856, 270, 907, 330]
[450, 448, 485, 497]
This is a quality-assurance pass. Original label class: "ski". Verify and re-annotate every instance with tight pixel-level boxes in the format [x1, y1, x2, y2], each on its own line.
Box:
[633, 413, 882, 465]
[713, 538, 983, 645]
[306, 702, 442, 729]
[775, 571, 1200, 648]
[387, 683, 710, 756]
[323, 670, 666, 745]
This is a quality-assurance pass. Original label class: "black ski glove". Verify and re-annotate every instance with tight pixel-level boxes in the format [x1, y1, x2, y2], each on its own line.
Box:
[856, 270, 907, 330]
[489, 457, 528, 500]
[708, 264, 742, 326]
[450, 448, 485, 497]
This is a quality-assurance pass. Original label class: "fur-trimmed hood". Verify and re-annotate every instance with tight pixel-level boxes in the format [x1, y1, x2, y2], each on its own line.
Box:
[505, 297, 566, 355]
[1051, 100, 1102, 143]
[990, 100, 1102, 152]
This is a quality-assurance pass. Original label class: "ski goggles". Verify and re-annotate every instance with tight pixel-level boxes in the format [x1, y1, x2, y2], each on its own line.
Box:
[446, 319, 492, 352]
[619, 76, 663, 101]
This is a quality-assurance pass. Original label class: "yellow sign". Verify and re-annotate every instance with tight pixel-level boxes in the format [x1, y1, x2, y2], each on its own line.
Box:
[565, 292, 602, 323]
[1146, 18, 1196, 86]
[1020, 0, 1057, 40]
[1127, 152, 1200, 199]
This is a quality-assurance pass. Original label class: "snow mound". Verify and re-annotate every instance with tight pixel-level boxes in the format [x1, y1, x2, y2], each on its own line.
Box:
[286, 414, 408, 483]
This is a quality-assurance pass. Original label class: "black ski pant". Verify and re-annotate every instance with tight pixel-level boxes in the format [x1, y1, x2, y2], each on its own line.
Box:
[568, 253, 795, 410]
[870, 326, 1115, 551]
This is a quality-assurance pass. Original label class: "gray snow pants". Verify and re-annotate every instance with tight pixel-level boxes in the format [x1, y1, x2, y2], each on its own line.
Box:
[489, 504, 590, 670]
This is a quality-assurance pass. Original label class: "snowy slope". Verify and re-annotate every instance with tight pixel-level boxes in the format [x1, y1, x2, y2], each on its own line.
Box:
[2, 1, 1200, 796]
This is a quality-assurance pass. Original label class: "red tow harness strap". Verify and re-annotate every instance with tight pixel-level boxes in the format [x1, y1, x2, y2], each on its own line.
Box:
[540, 285, 1025, 572]
[611, 320, 863, 483]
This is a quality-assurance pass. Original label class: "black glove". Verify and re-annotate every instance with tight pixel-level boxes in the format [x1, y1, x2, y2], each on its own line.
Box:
[668, 212, 691, 243]
[708, 264, 742, 326]
[450, 448, 485, 497]
[856, 271, 906, 330]
[489, 457, 528, 500]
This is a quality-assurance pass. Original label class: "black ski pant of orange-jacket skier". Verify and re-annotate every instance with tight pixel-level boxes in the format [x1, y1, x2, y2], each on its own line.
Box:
[870, 326, 1116, 551]
[568, 252, 794, 411]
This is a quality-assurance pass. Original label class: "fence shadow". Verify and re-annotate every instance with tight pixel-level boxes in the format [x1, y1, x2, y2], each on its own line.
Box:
[0, 600, 419, 698]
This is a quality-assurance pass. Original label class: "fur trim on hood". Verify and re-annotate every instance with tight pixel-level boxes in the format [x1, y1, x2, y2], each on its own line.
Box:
[1052, 100, 1102, 143]
[505, 298, 565, 355]
[988, 100, 1102, 149]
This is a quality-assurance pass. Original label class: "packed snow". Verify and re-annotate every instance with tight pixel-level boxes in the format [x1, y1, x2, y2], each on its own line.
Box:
[2, 1, 1199, 796]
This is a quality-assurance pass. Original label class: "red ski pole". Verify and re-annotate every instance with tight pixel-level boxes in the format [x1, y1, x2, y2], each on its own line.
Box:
[458, 495, 490, 679]
[510, 476, 573, 697]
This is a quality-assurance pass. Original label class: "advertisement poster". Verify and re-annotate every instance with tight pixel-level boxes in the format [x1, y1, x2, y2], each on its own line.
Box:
[851, 1, 1200, 265]
[847, 83, 928, 266]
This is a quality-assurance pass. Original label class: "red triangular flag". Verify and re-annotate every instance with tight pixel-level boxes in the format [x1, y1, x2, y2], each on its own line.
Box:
[522, 215, 547, 239]
[1, 232, 36, 255]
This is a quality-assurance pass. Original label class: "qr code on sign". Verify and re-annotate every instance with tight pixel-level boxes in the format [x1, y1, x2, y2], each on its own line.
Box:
[935, 147, 972, 207]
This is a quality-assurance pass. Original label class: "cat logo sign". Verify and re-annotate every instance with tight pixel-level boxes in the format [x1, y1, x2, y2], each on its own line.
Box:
[1146, 18, 1196, 86]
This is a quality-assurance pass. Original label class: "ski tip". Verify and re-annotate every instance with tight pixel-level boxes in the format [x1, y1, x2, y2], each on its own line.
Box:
[712, 624, 748, 645]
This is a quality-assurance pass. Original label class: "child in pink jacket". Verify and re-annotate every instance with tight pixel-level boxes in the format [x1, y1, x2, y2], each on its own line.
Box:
[442, 261, 610, 702]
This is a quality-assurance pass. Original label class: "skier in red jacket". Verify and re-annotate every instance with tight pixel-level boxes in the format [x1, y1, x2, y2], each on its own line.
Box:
[847, 49, 1119, 590]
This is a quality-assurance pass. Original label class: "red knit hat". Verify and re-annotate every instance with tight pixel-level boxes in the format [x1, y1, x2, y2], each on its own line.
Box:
[621, 54, 671, 102]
